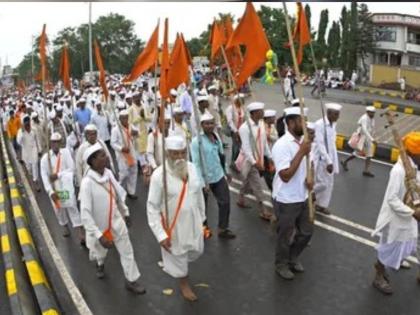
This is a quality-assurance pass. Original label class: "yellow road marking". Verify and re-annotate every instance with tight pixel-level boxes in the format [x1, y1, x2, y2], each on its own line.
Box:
[391, 148, 400, 162]
[0, 210, 5, 224]
[1, 235, 10, 253]
[26, 260, 49, 288]
[42, 309, 60, 315]
[404, 107, 414, 114]
[0, 194, 3, 203]
[10, 189, 19, 199]
[17, 228, 33, 246]
[6, 269, 17, 295]
[8, 176, 15, 184]
[13, 205, 24, 219]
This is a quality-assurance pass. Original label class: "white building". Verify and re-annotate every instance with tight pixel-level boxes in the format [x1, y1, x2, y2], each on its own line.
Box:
[370, 13, 420, 68]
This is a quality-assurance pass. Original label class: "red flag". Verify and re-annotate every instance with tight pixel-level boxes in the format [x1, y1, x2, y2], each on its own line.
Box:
[160, 18, 170, 100]
[124, 23, 159, 82]
[60, 44, 71, 92]
[93, 40, 109, 100]
[288, 3, 311, 64]
[226, 2, 270, 87]
[167, 34, 190, 91]
[209, 21, 226, 62]
[223, 17, 242, 75]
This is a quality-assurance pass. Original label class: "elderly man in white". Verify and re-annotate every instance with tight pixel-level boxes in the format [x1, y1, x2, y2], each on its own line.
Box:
[147, 136, 205, 302]
[111, 110, 139, 199]
[313, 103, 342, 215]
[17, 115, 41, 191]
[90, 101, 111, 145]
[236, 102, 273, 221]
[79, 142, 145, 294]
[40, 132, 84, 243]
[341, 106, 377, 177]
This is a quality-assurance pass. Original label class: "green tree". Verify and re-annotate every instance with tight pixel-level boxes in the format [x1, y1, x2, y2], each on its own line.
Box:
[305, 4, 311, 31]
[339, 6, 350, 75]
[347, 2, 359, 77]
[357, 3, 375, 81]
[327, 21, 341, 68]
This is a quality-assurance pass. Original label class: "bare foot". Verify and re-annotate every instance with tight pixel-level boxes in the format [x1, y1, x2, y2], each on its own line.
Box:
[179, 278, 198, 302]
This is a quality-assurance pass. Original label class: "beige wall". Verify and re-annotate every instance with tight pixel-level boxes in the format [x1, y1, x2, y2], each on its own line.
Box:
[370, 64, 420, 88]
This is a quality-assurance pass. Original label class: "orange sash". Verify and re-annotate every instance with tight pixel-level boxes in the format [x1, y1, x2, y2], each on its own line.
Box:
[123, 127, 136, 167]
[161, 179, 188, 240]
[102, 180, 115, 241]
[52, 153, 62, 209]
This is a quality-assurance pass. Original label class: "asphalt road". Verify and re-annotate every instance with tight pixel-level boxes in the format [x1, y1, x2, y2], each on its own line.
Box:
[30, 154, 420, 315]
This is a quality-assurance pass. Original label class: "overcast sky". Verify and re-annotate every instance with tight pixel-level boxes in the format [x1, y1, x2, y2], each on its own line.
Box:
[0, 1, 419, 68]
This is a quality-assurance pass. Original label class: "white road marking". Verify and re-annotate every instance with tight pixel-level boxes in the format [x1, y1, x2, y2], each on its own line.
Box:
[228, 186, 419, 265]
[337, 151, 393, 167]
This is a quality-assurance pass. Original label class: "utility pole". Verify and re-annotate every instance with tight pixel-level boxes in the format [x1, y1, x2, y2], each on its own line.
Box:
[31, 35, 35, 85]
[88, 2, 93, 82]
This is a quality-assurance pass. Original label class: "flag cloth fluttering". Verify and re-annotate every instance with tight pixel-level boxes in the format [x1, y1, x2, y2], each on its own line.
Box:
[36, 24, 49, 83]
[166, 33, 190, 91]
[59, 44, 71, 91]
[225, 2, 270, 87]
[289, 2, 311, 65]
[209, 21, 225, 62]
[124, 23, 159, 83]
[159, 18, 170, 100]
[222, 16, 242, 77]
[93, 40, 109, 100]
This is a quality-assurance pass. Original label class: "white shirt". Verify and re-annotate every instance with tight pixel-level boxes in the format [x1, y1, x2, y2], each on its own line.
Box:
[357, 113, 375, 143]
[226, 104, 244, 133]
[17, 128, 40, 164]
[91, 110, 111, 142]
[313, 118, 339, 173]
[238, 119, 271, 165]
[146, 131, 163, 169]
[272, 132, 308, 203]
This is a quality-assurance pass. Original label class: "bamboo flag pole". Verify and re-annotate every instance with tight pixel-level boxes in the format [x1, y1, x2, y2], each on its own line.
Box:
[282, 2, 315, 222]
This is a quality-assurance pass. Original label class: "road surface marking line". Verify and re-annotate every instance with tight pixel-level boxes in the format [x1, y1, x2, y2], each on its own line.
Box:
[26, 260, 49, 288]
[17, 228, 33, 246]
[10, 188, 19, 199]
[6, 269, 18, 295]
[337, 151, 393, 167]
[0, 210, 5, 224]
[228, 186, 419, 265]
[12, 205, 24, 219]
[1, 234, 10, 253]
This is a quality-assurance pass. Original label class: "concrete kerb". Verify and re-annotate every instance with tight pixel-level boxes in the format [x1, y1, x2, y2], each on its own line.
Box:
[355, 86, 405, 99]
[336, 134, 398, 163]
[3, 135, 93, 315]
[367, 99, 420, 116]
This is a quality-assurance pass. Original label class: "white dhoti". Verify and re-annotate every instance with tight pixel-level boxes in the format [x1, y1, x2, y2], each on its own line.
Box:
[87, 229, 140, 282]
[136, 152, 147, 167]
[53, 172, 82, 227]
[314, 160, 334, 208]
[54, 206, 83, 227]
[118, 161, 138, 195]
[161, 247, 203, 278]
[25, 161, 39, 182]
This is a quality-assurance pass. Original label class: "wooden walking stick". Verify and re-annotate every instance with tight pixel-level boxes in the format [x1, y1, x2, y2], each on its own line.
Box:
[282, 2, 315, 222]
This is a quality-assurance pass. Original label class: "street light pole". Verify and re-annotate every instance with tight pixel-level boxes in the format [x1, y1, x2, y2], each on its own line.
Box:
[88, 2, 93, 82]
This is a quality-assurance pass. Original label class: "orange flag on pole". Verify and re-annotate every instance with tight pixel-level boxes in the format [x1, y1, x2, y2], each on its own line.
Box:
[209, 21, 225, 62]
[180, 33, 192, 66]
[225, 2, 270, 87]
[289, 3, 311, 64]
[93, 40, 109, 100]
[167, 34, 190, 91]
[159, 18, 170, 100]
[59, 44, 71, 92]
[223, 16, 242, 75]
[124, 23, 159, 83]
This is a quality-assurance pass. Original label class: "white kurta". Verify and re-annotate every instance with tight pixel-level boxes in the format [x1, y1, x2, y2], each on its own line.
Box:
[110, 124, 138, 195]
[90, 111, 111, 142]
[80, 169, 140, 282]
[146, 131, 163, 170]
[40, 148, 82, 227]
[17, 128, 40, 181]
[147, 162, 206, 278]
[354, 113, 375, 157]
[313, 118, 339, 208]
[372, 158, 419, 269]
[225, 104, 244, 134]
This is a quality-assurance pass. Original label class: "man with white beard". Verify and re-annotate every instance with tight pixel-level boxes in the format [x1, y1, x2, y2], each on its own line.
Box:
[79, 143, 146, 294]
[147, 136, 206, 301]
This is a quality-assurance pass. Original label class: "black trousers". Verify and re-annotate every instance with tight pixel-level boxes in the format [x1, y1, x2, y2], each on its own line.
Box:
[274, 200, 313, 266]
[203, 177, 231, 230]
[231, 134, 241, 165]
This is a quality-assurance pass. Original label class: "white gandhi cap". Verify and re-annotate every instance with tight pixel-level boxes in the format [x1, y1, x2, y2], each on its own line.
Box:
[247, 102, 265, 112]
[284, 107, 308, 116]
[325, 103, 342, 111]
[83, 142, 103, 162]
[166, 136, 186, 150]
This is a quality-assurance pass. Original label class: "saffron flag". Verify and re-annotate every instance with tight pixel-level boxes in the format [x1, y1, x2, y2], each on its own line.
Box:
[160, 18, 170, 100]
[59, 44, 71, 92]
[166, 34, 190, 91]
[93, 40, 109, 100]
[38, 24, 49, 83]
[223, 16, 242, 77]
[289, 3, 311, 64]
[180, 33, 192, 66]
[225, 2, 270, 87]
[209, 21, 225, 62]
[124, 23, 159, 82]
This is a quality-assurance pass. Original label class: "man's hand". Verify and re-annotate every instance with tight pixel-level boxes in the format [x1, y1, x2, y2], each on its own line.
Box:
[305, 178, 314, 191]
[99, 235, 113, 249]
[160, 238, 172, 253]
[413, 209, 420, 221]
[124, 216, 132, 228]
[51, 192, 60, 203]
[49, 174, 58, 182]
[234, 132, 240, 142]
[299, 140, 312, 156]
[131, 130, 139, 137]
[226, 174, 232, 184]
[326, 164, 334, 174]
[255, 163, 265, 172]
[121, 147, 130, 154]
[203, 186, 210, 194]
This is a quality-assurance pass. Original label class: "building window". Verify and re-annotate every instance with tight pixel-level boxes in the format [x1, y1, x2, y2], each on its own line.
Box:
[375, 26, 397, 42]
[408, 55, 420, 67]
[375, 52, 388, 64]
[408, 31, 420, 45]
